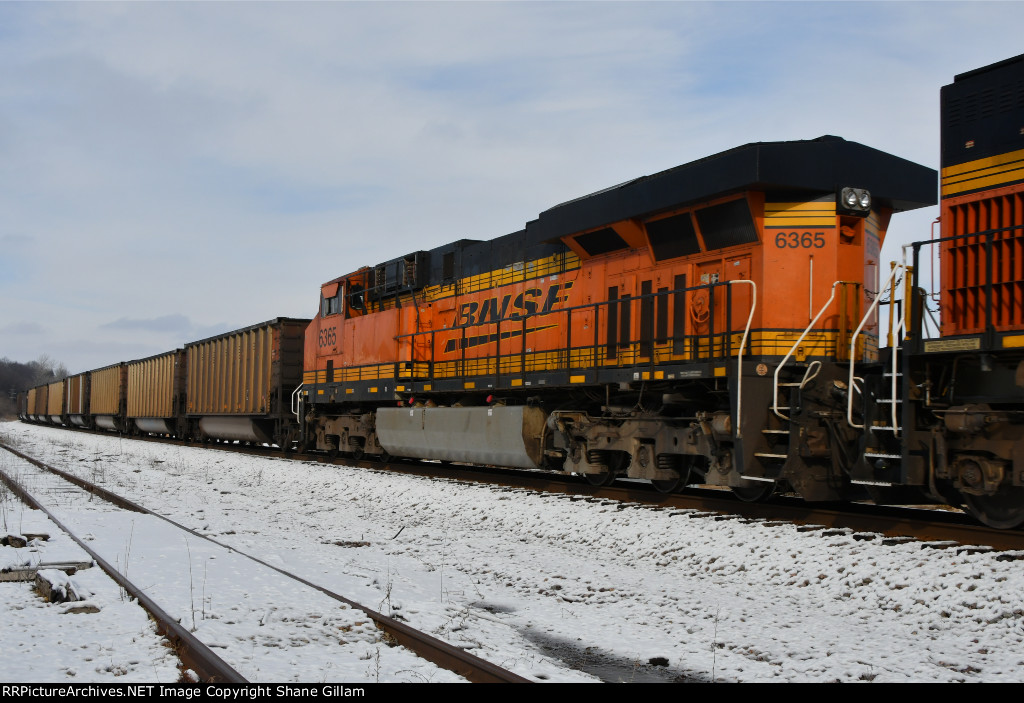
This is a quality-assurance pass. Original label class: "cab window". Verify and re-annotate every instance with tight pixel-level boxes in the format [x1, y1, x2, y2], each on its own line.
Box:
[321, 287, 344, 317]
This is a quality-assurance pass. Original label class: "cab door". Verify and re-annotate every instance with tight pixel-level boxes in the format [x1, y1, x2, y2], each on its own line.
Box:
[723, 254, 753, 332]
[317, 282, 344, 381]
[694, 261, 721, 342]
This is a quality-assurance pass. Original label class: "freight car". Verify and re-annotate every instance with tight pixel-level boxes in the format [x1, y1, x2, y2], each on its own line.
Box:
[89, 362, 129, 433]
[46, 379, 64, 425]
[15, 391, 27, 422]
[127, 350, 186, 437]
[27, 384, 47, 423]
[64, 371, 90, 428]
[20, 318, 310, 446]
[182, 318, 308, 448]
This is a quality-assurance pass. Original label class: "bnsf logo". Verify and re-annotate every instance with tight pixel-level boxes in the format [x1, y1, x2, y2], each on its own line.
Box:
[457, 282, 574, 327]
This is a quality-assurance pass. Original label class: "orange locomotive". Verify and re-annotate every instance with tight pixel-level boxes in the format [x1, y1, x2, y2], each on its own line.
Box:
[300, 136, 935, 502]
[864, 54, 1024, 528]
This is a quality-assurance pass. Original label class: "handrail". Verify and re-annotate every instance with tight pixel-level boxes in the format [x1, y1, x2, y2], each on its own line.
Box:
[888, 313, 905, 437]
[772, 281, 854, 421]
[367, 279, 760, 438]
[291, 383, 304, 421]
[730, 279, 757, 439]
[394, 278, 745, 375]
[847, 263, 906, 429]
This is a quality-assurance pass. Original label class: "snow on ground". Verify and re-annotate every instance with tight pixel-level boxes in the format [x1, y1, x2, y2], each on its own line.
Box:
[0, 497, 183, 682]
[2, 420, 1024, 683]
[1, 450, 464, 684]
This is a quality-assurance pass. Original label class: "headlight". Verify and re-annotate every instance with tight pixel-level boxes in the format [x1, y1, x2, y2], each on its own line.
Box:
[838, 187, 871, 217]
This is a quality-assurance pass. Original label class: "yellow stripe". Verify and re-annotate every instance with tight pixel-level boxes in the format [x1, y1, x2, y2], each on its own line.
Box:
[419, 251, 581, 303]
[1003, 335, 1024, 349]
[942, 166, 1024, 196]
[305, 329, 880, 389]
[942, 147, 1024, 177]
[364, 251, 581, 312]
[764, 218, 836, 227]
[941, 148, 1024, 196]
[765, 202, 836, 213]
[764, 203, 836, 228]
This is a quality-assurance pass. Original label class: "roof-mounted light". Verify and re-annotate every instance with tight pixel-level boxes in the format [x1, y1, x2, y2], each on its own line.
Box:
[838, 187, 871, 217]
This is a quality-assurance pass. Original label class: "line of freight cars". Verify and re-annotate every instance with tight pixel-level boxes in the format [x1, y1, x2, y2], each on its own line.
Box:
[17, 318, 308, 450]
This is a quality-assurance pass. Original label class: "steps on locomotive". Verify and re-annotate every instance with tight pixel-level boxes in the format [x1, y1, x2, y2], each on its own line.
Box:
[854, 348, 905, 487]
[745, 374, 799, 480]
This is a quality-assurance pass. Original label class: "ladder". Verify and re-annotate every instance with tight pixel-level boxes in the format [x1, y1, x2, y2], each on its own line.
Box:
[847, 263, 912, 486]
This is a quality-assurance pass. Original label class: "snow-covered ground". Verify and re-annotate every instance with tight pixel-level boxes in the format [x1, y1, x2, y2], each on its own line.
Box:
[2, 420, 1023, 683]
[0, 448, 464, 684]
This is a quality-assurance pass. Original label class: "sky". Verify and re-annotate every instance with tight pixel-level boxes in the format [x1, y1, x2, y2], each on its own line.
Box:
[2, 1, 1024, 375]
[4, 420, 1024, 683]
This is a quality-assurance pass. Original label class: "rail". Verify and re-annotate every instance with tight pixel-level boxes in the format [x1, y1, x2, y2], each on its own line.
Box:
[394, 278, 758, 390]
[0, 443, 246, 683]
[1, 440, 530, 684]
[773, 281, 858, 421]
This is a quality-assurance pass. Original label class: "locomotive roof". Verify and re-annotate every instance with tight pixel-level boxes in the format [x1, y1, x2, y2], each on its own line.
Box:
[529, 135, 937, 242]
[952, 52, 1024, 82]
[942, 54, 1024, 171]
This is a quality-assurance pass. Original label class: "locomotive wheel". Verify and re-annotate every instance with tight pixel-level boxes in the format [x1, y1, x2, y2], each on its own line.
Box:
[583, 470, 616, 486]
[730, 480, 775, 502]
[276, 430, 294, 453]
[652, 461, 691, 494]
[582, 450, 627, 487]
[962, 487, 1024, 529]
[651, 472, 686, 494]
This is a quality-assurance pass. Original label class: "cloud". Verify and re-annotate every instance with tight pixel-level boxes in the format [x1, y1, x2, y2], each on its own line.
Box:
[98, 315, 242, 346]
[101, 314, 193, 334]
[3, 2, 1024, 373]
[0, 322, 46, 335]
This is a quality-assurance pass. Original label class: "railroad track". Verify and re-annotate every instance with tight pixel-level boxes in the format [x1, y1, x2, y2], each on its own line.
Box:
[11, 421, 1024, 552]
[149, 436, 1024, 552]
[0, 447, 242, 683]
[7, 420, 1024, 684]
[0, 441, 531, 683]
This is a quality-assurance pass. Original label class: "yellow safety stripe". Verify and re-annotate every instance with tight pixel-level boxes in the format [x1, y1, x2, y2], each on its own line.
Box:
[941, 148, 1024, 197]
